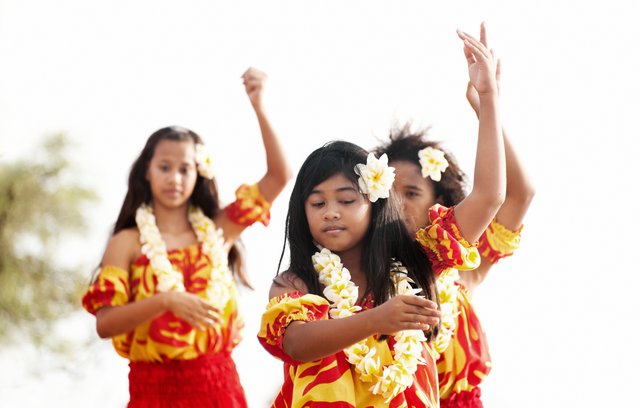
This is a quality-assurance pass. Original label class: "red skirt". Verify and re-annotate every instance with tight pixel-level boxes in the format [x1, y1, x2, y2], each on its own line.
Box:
[128, 352, 247, 408]
[441, 388, 483, 408]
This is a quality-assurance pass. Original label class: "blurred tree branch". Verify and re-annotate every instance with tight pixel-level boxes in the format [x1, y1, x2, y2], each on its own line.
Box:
[0, 134, 97, 342]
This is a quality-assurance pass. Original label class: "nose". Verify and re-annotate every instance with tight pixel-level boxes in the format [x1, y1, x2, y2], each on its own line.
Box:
[322, 204, 340, 221]
[169, 171, 182, 185]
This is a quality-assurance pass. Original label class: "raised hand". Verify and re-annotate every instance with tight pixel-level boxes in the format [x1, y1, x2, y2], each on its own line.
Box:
[457, 26, 498, 97]
[241, 67, 267, 111]
[371, 295, 441, 335]
[466, 22, 502, 116]
[164, 291, 223, 331]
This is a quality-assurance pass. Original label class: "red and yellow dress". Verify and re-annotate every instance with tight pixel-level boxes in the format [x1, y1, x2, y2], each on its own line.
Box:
[416, 205, 522, 408]
[257, 205, 479, 408]
[82, 184, 270, 408]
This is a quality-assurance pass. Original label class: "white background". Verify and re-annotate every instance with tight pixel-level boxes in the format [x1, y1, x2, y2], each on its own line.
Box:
[1, 1, 639, 407]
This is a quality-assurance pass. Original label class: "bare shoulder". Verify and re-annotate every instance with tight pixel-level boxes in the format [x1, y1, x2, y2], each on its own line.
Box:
[101, 228, 140, 270]
[269, 270, 309, 299]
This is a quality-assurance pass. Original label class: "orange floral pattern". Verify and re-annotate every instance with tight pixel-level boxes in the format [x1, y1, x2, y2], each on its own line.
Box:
[258, 293, 439, 407]
[81, 183, 268, 362]
[225, 183, 271, 226]
[82, 244, 243, 362]
[416, 206, 520, 402]
[477, 218, 522, 264]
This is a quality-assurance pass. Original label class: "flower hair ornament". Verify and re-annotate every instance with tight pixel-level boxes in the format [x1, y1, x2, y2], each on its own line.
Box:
[195, 143, 215, 179]
[418, 146, 449, 182]
[354, 153, 396, 202]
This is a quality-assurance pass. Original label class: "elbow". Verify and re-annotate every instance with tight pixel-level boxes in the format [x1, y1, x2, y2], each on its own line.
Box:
[95, 311, 114, 339]
[509, 183, 536, 208]
[96, 323, 112, 339]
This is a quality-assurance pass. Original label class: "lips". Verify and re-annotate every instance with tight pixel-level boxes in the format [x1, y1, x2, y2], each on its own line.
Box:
[323, 225, 345, 233]
[164, 189, 182, 197]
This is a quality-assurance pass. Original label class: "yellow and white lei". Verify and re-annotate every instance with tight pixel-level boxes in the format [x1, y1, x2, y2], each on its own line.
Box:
[135, 204, 233, 309]
[312, 248, 427, 402]
[433, 268, 460, 356]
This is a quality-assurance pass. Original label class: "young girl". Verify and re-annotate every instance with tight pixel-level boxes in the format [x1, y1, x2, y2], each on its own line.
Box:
[374, 23, 535, 407]
[82, 67, 291, 407]
[258, 29, 504, 407]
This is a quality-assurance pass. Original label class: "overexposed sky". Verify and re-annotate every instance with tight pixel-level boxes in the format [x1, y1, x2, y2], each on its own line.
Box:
[1, 1, 639, 407]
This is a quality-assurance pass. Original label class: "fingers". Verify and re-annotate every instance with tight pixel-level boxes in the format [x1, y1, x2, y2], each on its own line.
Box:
[400, 294, 438, 310]
[480, 21, 487, 47]
[457, 29, 491, 61]
[496, 58, 502, 85]
[241, 67, 267, 82]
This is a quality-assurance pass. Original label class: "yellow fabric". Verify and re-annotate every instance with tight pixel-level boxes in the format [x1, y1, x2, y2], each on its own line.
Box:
[82, 244, 243, 362]
[258, 293, 439, 408]
[480, 218, 522, 260]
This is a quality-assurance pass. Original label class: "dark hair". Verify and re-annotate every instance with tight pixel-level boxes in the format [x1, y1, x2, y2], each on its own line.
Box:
[374, 123, 467, 206]
[113, 126, 250, 287]
[279, 140, 438, 339]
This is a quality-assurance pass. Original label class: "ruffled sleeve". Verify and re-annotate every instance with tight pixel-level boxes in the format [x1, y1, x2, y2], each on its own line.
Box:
[257, 292, 330, 364]
[415, 204, 481, 274]
[81, 265, 130, 315]
[224, 183, 271, 227]
[477, 218, 523, 264]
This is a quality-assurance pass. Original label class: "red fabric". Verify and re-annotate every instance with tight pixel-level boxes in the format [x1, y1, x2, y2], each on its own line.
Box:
[128, 352, 247, 408]
[440, 388, 483, 408]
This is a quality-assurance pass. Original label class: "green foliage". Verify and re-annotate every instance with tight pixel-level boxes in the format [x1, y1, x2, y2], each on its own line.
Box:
[0, 134, 97, 341]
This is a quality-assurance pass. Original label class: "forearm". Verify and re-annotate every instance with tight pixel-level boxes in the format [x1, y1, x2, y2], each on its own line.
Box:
[96, 293, 168, 338]
[456, 93, 506, 242]
[473, 93, 506, 204]
[254, 107, 292, 203]
[283, 309, 377, 363]
[496, 130, 535, 229]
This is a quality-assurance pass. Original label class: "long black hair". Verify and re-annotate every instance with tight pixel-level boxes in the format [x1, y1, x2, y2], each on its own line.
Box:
[279, 141, 438, 339]
[113, 126, 249, 287]
[374, 123, 468, 206]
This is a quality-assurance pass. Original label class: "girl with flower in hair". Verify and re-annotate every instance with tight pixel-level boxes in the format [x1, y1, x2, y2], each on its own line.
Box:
[258, 28, 503, 407]
[82, 67, 291, 407]
[374, 23, 535, 408]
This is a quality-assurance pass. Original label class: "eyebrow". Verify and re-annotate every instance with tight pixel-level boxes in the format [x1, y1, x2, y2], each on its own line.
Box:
[404, 184, 422, 191]
[309, 186, 359, 195]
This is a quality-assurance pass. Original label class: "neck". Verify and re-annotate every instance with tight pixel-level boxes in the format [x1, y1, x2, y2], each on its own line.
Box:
[335, 244, 365, 280]
[152, 203, 191, 234]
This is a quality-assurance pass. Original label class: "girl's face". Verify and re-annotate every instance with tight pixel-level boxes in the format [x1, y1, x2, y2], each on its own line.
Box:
[391, 160, 437, 232]
[305, 173, 371, 254]
[147, 139, 198, 210]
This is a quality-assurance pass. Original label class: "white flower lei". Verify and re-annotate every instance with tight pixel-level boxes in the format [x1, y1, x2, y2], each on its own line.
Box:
[433, 268, 460, 357]
[312, 248, 427, 402]
[135, 204, 233, 309]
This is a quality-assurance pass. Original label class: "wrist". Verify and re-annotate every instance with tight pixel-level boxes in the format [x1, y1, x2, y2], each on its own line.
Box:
[158, 292, 171, 311]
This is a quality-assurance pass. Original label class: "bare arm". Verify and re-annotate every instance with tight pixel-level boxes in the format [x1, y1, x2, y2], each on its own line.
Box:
[216, 68, 293, 246]
[269, 275, 439, 363]
[460, 23, 535, 293]
[454, 28, 506, 243]
[94, 230, 220, 338]
[243, 67, 292, 203]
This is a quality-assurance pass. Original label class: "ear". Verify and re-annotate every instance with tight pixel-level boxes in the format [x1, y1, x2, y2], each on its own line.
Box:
[145, 163, 150, 181]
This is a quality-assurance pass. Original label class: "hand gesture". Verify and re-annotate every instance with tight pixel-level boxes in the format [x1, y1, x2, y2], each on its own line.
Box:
[371, 295, 441, 335]
[164, 291, 223, 331]
[466, 22, 502, 116]
[242, 67, 267, 111]
[457, 25, 498, 98]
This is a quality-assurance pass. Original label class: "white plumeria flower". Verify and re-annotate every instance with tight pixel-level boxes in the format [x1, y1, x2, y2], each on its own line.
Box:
[418, 146, 449, 182]
[195, 143, 215, 179]
[354, 153, 396, 202]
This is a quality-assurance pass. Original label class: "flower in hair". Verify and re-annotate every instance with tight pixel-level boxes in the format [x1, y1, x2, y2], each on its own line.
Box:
[195, 143, 215, 179]
[418, 146, 449, 182]
[354, 153, 396, 203]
